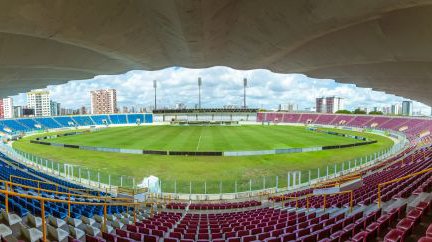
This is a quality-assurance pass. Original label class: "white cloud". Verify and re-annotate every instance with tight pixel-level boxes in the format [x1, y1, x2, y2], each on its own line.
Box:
[9, 67, 432, 115]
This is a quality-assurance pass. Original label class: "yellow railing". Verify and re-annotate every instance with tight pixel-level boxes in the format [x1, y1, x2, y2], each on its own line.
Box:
[1, 180, 132, 202]
[271, 195, 299, 209]
[9, 175, 119, 198]
[0, 187, 152, 242]
[9, 175, 59, 192]
[306, 190, 354, 213]
[312, 173, 362, 189]
[377, 167, 432, 208]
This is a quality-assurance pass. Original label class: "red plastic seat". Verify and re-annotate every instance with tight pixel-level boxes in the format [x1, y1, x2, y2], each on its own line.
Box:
[396, 218, 414, 235]
[419, 237, 432, 242]
[407, 209, 423, 225]
[242, 235, 257, 242]
[416, 201, 431, 215]
[351, 231, 368, 242]
[383, 228, 405, 242]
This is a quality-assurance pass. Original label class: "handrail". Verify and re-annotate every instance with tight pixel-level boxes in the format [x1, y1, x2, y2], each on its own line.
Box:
[306, 190, 354, 213]
[271, 195, 299, 209]
[312, 173, 362, 189]
[1, 180, 131, 202]
[0, 187, 151, 242]
[377, 167, 432, 208]
[10, 175, 59, 191]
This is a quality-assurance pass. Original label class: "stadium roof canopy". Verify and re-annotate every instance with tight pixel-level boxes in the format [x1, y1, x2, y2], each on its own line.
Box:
[1, 1, 432, 105]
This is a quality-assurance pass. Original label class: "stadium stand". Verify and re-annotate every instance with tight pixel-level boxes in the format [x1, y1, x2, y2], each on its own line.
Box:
[2, 112, 432, 241]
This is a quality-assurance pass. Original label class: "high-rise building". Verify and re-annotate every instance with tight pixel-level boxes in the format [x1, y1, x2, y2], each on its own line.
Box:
[13, 106, 23, 118]
[90, 89, 117, 114]
[391, 104, 402, 115]
[316, 96, 344, 113]
[27, 89, 51, 117]
[50, 101, 61, 116]
[279, 103, 295, 112]
[79, 106, 87, 115]
[0, 99, 3, 119]
[3, 97, 13, 118]
[402, 101, 413, 116]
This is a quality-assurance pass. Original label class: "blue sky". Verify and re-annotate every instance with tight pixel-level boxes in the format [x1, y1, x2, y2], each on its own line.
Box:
[11, 66, 431, 115]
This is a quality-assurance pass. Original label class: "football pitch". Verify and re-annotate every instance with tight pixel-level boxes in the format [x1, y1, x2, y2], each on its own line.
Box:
[13, 125, 394, 193]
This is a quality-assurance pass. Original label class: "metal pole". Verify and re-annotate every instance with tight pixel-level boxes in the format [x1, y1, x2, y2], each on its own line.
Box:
[308, 170, 311, 185]
[198, 77, 202, 109]
[243, 78, 247, 108]
[275, 176, 278, 192]
[153, 80, 157, 110]
[288, 173, 291, 188]
[326, 166, 329, 178]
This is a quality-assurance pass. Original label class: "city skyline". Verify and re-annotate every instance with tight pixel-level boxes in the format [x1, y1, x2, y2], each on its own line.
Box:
[3, 67, 431, 116]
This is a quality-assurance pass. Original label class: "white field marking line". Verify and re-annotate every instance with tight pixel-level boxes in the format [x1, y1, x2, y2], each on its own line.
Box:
[196, 133, 203, 151]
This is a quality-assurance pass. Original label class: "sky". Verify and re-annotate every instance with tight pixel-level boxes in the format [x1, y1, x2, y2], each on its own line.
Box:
[11, 66, 432, 115]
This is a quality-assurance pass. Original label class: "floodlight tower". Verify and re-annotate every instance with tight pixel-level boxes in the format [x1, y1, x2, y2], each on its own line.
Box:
[198, 77, 202, 109]
[153, 80, 157, 110]
[243, 78, 247, 109]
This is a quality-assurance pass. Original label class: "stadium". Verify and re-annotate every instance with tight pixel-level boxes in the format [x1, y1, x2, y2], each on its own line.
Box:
[1, 1, 432, 242]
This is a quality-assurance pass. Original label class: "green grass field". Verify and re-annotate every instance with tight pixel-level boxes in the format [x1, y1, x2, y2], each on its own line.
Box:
[13, 125, 394, 193]
[47, 125, 364, 151]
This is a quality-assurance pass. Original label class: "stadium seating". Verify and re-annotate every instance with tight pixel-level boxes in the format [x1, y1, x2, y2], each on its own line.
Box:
[91, 115, 111, 125]
[109, 114, 128, 124]
[54, 116, 76, 127]
[2, 112, 432, 241]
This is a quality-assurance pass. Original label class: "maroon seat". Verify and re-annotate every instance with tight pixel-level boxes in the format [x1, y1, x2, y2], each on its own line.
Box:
[102, 232, 117, 242]
[396, 218, 414, 235]
[281, 232, 295, 241]
[330, 229, 350, 242]
[242, 235, 257, 242]
[258, 232, 271, 241]
[164, 239, 178, 242]
[115, 229, 128, 238]
[365, 222, 379, 237]
[383, 228, 405, 242]
[264, 238, 280, 242]
[227, 237, 241, 242]
[129, 232, 142, 241]
[197, 233, 209, 240]
[377, 214, 390, 228]
[406, 209, 423, 225]
[116, 237, 133, 242]
[169, 232, 181, 239]
[419, 237, 432, 242]
[126, 225, 138, 233]
[86, 235, 106, 242]
[212, 233, 223, 239]
[300, 234, 317, 242]
[144, 234, 158, 242]
[416, 201, 431, 215]
[351, 231, 368, 242]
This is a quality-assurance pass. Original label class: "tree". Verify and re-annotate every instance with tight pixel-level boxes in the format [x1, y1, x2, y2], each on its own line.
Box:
[369, 111, 383, 115]
[335, 109, 352, 114]
[353, 108, 367, 114]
